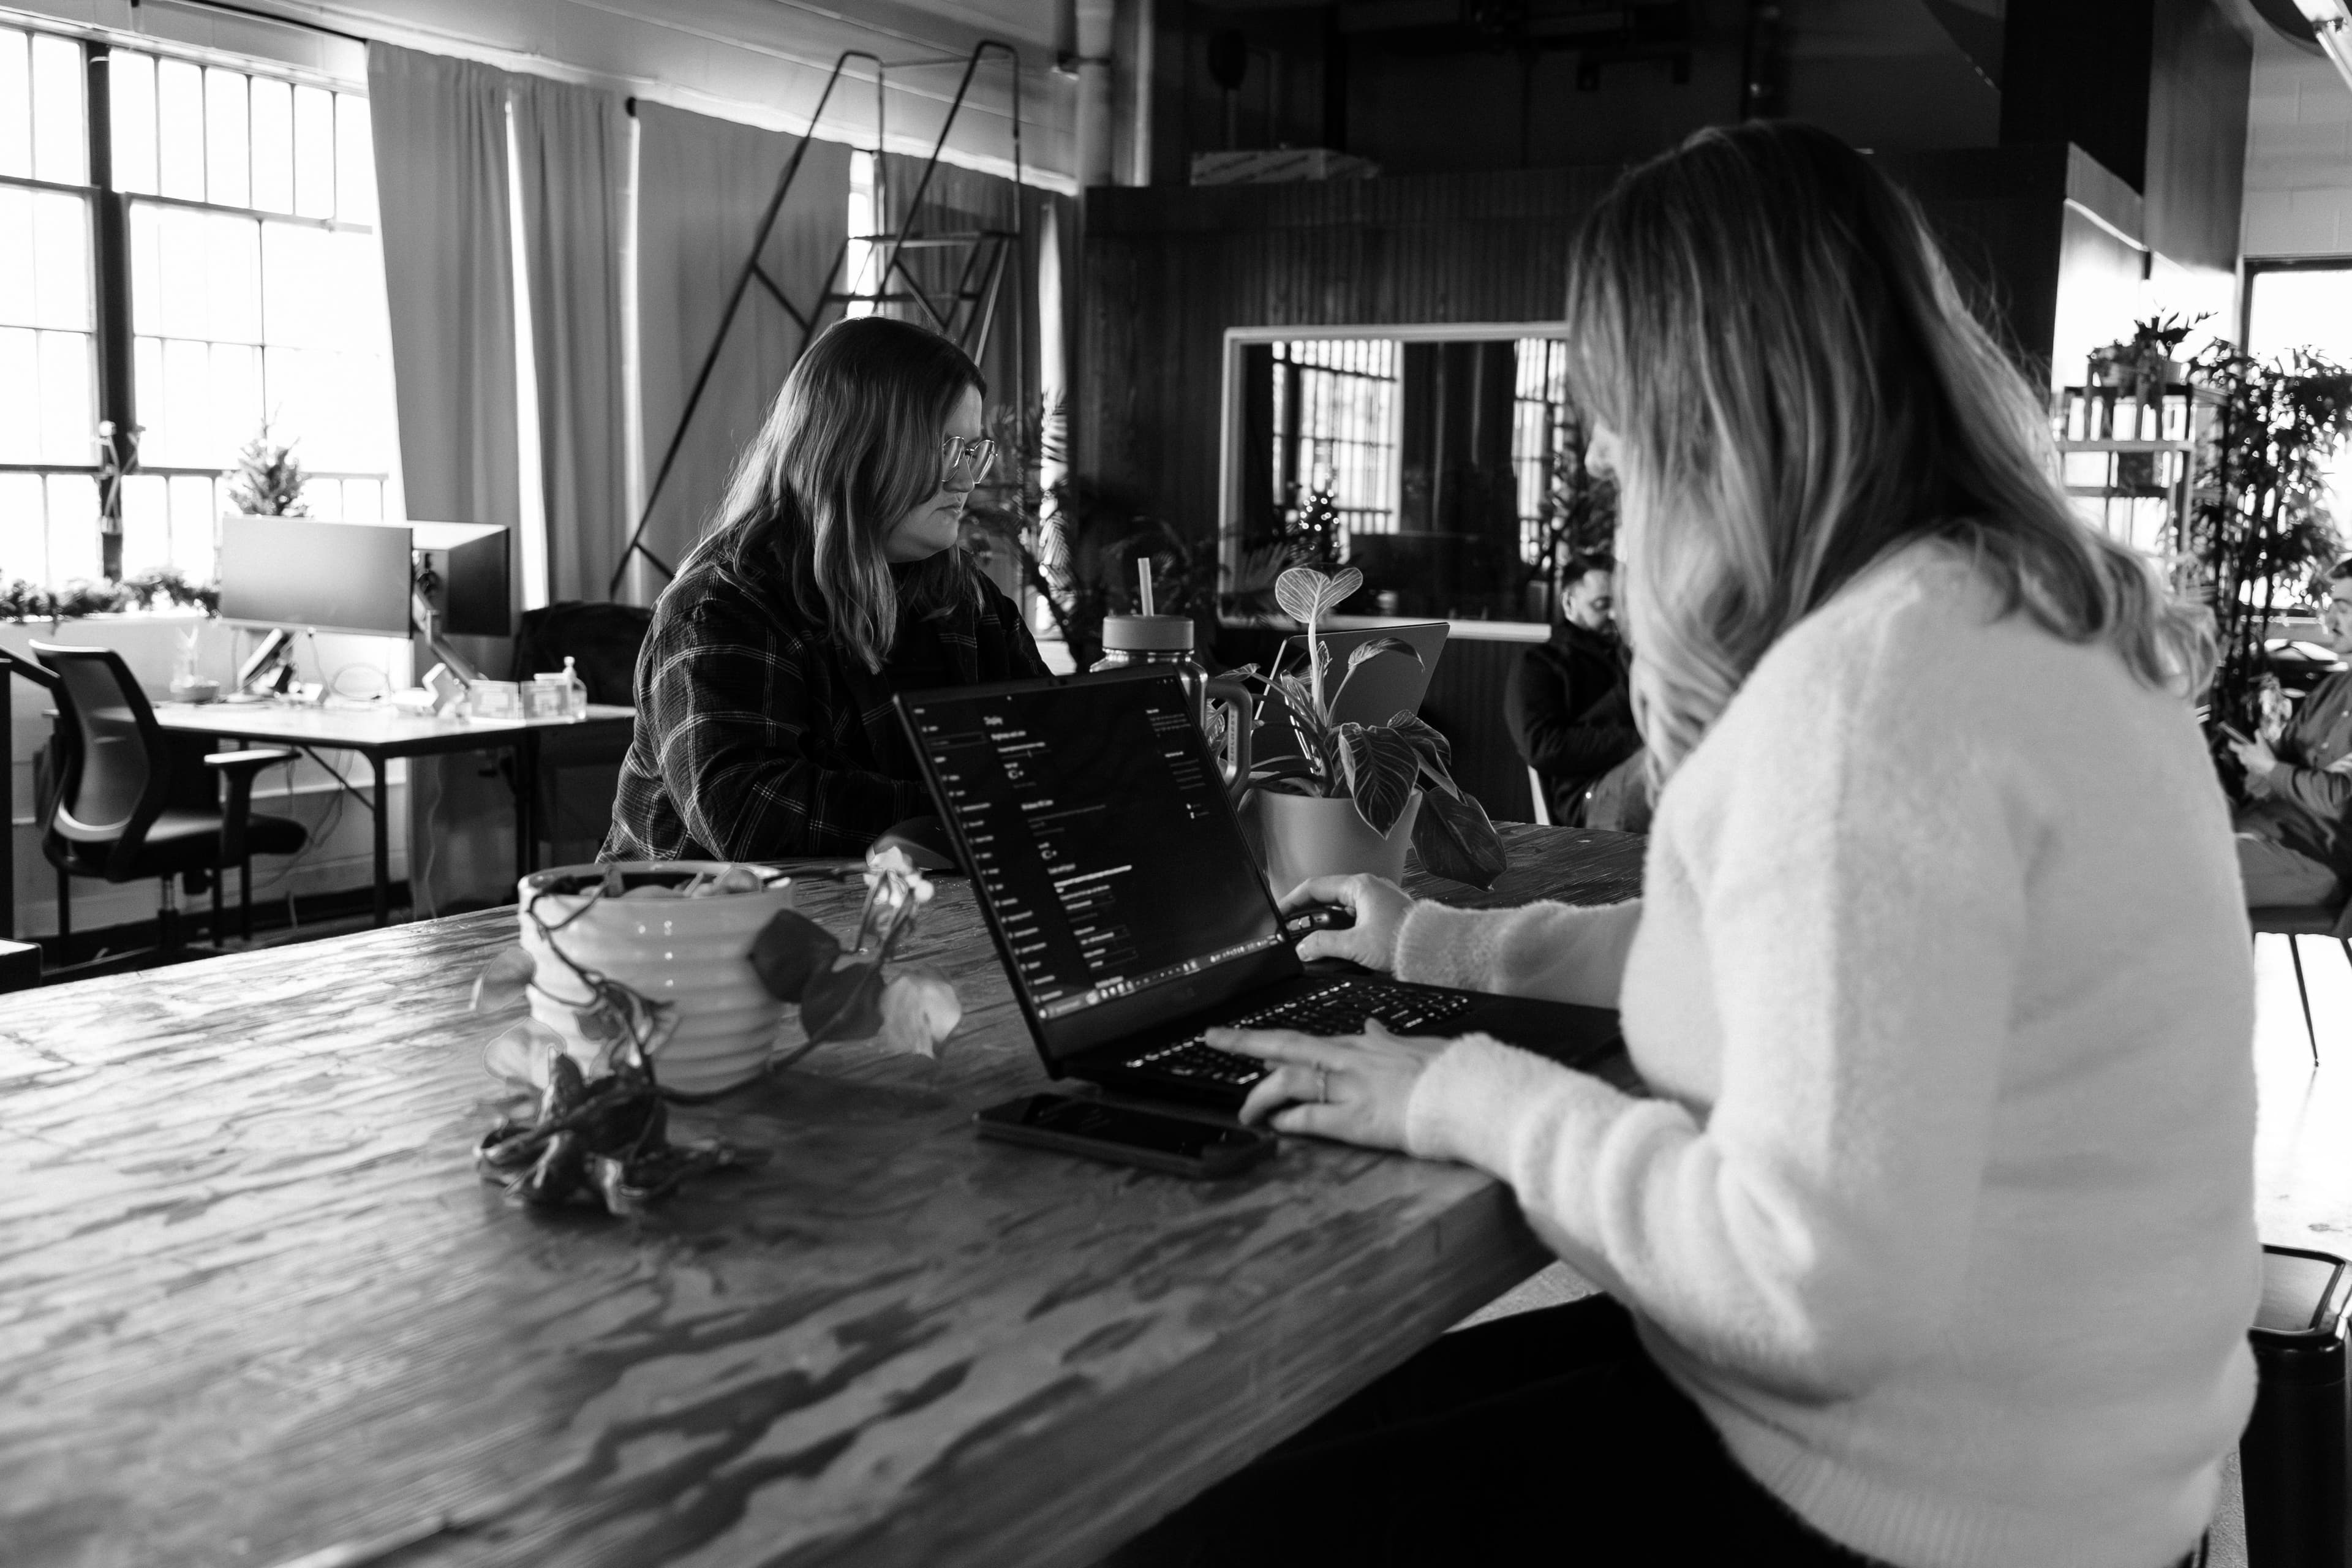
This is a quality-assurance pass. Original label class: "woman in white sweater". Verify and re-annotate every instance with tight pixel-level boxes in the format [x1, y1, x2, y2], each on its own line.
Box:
[1133, 124, 2259, 1568]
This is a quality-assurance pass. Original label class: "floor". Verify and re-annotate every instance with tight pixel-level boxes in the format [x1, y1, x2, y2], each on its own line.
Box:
[1461, 930, 2352, 1567]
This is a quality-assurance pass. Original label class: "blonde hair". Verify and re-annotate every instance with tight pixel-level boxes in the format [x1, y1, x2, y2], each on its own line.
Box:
[1562, 122, 2214, 780]
[690, 316, 986, 671]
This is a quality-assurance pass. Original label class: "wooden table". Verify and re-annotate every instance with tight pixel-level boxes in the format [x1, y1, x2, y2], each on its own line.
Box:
[149, 701, 638, 926]
[0, 823, 1642, 1568]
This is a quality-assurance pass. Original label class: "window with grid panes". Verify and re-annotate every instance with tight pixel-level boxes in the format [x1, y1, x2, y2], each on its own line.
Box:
[0, 21, 397, 594]
[1269, 338, 1399, 538]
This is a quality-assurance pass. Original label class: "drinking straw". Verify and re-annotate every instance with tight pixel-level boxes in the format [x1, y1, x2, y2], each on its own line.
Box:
[1137, 557, 1156, 617]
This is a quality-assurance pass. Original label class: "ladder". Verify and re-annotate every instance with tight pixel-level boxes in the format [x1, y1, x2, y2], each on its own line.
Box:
[609, 42, 1029, 597]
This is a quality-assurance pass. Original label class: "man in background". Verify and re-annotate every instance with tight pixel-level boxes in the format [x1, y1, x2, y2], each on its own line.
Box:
[1507, 554, 1646, 829]
[2229, 557, 2352, 906]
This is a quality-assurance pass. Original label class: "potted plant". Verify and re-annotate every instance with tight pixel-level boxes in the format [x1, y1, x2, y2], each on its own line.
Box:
[1230, 565, 1507, 891]
[225, 425, 309, 516]
[2184, 342, 2352, 742]
[466, 850, 963, 1215]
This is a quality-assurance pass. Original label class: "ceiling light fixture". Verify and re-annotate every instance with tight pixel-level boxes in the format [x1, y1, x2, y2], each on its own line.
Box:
[2294, 0, 2352, 96]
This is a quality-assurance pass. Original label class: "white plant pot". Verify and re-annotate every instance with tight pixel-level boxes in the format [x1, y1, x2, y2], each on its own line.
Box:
[516, 862, 796, 1098]
[1245, 789, 1422, 899]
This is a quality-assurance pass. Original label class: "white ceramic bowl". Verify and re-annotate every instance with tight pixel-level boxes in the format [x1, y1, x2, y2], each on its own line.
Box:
[516, 861, 795, 1098]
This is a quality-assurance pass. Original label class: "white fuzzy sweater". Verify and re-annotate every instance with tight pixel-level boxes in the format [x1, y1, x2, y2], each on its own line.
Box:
[1394, 543, 2260, 1568]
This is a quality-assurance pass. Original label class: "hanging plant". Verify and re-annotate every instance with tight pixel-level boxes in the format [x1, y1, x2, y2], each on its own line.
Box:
[467, 848, 963, 1216]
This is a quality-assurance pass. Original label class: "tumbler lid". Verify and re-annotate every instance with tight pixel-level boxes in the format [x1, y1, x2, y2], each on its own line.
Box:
[1101, 614, 1195, 652]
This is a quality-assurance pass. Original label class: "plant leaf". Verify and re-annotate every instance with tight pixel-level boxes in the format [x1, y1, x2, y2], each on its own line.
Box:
[1247, 756, 1322, 788]
[1412, 782, 1509, 889]
[1338, 722, 1422, 836]
[1385, 712, 1455, 780]
[482, 1017, 568, 1090]
[1343, 636, 1420, 679]
[748, 909, 842, 1001]
[1274, 566, 1329, 624]
[471, 944, 536, 1013]
[876, 965, 962, 1058]
[1317, 566, 1364, 617]
[802, 956, 888, 1042]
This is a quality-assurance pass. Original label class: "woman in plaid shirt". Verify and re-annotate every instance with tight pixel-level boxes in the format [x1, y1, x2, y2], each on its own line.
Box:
[601, 318, 1046, 861]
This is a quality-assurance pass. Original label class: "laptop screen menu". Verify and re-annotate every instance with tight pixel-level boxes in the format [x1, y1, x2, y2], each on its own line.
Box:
[903, 676, 1284, 1028]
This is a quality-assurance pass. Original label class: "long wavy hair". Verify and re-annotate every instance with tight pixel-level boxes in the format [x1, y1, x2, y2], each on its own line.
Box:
[688, 316, 986, 671]
[1561, 121, 2214, 782]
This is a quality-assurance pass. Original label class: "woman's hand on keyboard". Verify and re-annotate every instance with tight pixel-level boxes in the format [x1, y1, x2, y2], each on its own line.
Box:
[1277, 874, 1412, 970]
[1215, 1017, 1453, 1150]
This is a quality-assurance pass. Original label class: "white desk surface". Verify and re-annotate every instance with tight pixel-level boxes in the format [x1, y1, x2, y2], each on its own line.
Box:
[149, 700, 635, 748]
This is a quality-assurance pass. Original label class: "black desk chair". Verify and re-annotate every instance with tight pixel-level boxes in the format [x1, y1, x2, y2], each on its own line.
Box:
[2247, 901, 2352, 1066]
[29, 640, 307, 958]
[510, 601, 650, 865]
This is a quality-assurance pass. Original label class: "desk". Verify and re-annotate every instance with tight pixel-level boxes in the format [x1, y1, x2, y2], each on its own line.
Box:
[149, 701, 637, 926]
[0, 823, 1640, 1568]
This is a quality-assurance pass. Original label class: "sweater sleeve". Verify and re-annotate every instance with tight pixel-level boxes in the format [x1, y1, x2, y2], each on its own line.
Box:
[1405, 647, 2027, 1403]
[1391, 897, 1643, 1009]
[643, 598, 922, 858]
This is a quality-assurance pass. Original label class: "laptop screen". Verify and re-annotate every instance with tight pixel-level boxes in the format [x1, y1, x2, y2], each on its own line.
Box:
[898, 670, 1298, 1063]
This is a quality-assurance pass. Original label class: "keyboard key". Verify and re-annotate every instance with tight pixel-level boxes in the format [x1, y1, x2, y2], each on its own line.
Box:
[1126, 981, 1472, 1086]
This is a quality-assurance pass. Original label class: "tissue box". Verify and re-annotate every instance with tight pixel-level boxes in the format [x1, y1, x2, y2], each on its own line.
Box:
[466, 680, 522, 720]
[524, 676, 583, 721]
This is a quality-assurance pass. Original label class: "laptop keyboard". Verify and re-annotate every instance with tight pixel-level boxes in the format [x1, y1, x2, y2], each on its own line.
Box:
[1123, 980, 1476, 1090]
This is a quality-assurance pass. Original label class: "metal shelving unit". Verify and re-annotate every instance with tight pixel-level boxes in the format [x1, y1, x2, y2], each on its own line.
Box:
[2051, 380, 2223, 556]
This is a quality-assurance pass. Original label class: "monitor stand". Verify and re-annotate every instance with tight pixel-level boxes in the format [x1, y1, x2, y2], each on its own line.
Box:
[232, 628, 298, 701]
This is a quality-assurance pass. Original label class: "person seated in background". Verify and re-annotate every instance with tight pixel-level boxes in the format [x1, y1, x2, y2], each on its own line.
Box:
[601, 316, 1045, 862]
[2226, 557, 2352, 906]
[1505, 554, 1646, 827]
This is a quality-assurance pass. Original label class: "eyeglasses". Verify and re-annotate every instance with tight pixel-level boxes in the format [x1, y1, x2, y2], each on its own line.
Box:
[939, 435, 997, 481]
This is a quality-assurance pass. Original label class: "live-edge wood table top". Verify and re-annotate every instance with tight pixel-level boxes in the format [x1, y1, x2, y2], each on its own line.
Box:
[1, 823, 1643, 1568]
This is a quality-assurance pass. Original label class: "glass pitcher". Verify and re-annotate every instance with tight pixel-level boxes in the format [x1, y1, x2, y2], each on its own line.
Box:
[1091, 614, 1253, 791]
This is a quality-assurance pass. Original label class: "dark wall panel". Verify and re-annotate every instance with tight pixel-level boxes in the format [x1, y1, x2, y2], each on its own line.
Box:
[1080, 149, 2080, 544]
[1081, 168, 1616, 541]
[2145, 0, 2252, 273]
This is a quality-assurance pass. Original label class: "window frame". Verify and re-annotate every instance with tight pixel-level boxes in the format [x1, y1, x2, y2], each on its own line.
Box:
[2, 21, 390, 584]
[2240, 256, 2352, 357]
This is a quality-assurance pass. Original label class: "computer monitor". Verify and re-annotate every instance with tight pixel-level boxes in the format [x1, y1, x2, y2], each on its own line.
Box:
[218, 516, 414, 637]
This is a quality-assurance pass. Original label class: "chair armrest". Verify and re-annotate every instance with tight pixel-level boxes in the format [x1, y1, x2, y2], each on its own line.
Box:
[1, 650, 61, 692]
[205, 748, 294, 864]
[205, 747, 297, 776]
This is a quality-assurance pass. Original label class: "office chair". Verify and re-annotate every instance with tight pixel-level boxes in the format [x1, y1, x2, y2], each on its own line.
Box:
[2247, 901, 2352, 1067]
[509, 601, 650, 865]
[29, 640, 307, 959]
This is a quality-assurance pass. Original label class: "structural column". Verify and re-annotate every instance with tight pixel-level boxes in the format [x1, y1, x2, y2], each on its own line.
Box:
[1076, 0, 1117, 187]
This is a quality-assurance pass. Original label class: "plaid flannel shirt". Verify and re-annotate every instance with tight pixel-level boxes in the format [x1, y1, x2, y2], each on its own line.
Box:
[601, 549, 1046, 861]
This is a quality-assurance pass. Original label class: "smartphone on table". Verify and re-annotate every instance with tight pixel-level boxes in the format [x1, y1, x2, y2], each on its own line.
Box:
[974, 1094, 1278, 1179]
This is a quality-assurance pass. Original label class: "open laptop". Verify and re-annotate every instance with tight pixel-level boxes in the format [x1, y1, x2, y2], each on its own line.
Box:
[894, 666, 1622, 1111]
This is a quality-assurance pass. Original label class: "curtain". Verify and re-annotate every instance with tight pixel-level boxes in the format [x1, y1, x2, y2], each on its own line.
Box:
[511, 76, 631, 606]
[369, 42, 521, 916]
[368, 43, 518, 546]
[633, 104, 850, 589]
